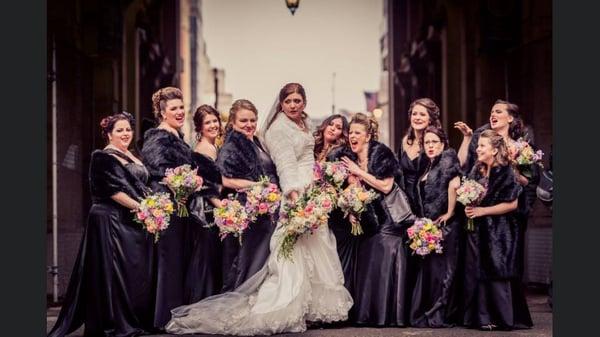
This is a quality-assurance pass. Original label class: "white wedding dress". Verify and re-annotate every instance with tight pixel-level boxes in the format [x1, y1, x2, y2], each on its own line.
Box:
[165, 113, 353, 335]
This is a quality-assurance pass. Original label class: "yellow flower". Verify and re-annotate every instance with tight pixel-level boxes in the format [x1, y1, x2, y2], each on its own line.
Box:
[358, 192, 369, 201]
[267, 193, 279, 202]
[164, 203, 174, 213]
[147, 199, 156, 207]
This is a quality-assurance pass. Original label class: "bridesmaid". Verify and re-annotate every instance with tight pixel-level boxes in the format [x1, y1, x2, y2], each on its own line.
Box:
[184, 104, 224, 303]
[462, 130, 533, 331]
[398, 98, 442, 212]
[141, 87, 195, 329]
[454, 99, 538, 280]
[341, 113, 414, 327]
[409, 126, 463, 328]
[312, 115, 358, 315]
[217, 99, 279, 291]
[48, 112, 154, 337]
[313, 114, 349, 162]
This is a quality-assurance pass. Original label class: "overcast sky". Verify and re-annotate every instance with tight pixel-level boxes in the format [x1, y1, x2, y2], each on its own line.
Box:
[202, 0, 383, 127]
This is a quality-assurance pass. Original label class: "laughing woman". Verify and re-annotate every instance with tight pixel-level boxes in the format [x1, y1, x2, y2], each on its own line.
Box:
[48, 112, 154, 337]
[141, 87, 196, 329]
[340, 113, 415, 327]
[462, 130, 533, 331]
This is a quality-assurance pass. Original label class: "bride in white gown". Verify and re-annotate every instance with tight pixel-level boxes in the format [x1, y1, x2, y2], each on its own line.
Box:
[165, 83, 353, 335]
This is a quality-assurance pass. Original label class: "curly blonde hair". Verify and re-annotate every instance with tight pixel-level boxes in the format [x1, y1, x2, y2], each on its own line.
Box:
[349, 112, 379, 141]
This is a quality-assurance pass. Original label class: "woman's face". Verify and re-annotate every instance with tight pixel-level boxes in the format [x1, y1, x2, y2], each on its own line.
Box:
[489, 103, 514, 131]
[423, 132, 444, 159]
[281, 92, 306, 122]
[476, 137, 497, 165]
[348, 123, 370, 154]
[410, 104, 431, 131]
[232, 108, 257, 139]
[200, 113, 220, 141]
[109, 119, 133, 151]
[324, 118, 344, 144]
[161, 99, 186, 129]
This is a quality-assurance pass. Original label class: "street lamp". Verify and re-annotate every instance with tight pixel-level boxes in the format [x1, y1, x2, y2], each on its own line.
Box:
[373, 108, 383, 120]
[285, 0, 299, 15]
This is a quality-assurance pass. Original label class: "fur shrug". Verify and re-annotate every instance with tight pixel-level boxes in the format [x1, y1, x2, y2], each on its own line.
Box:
[469, 164, 523, 280]
[89, 150, 149, 203]
[416, 149, 462, 220]
[141, 128, 193, 183]
[215, 130, 266, 181]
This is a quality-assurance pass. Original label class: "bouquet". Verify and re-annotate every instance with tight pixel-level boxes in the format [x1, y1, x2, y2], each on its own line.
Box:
[242, 176, 282, 222]
[336, 183, 379, 235]
[313, 161, 349, 189]
[456, 177, 487, 231]
[406, 217, 444, 256]
[511, 138, 544, 178]
[162, 164, 203, 217]
[134, 192, 175, 242]
[213, 195, 250, 244]
[278, 185, 336, 260]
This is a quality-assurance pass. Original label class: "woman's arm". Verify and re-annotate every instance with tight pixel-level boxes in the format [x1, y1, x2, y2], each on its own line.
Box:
[209, 197, 223, 208]
[454, 121, 473, 167]
[341, 157, 394, 194]
[111, 192, 141, 210]
[436, 176, 461, 225]
[465, 199, 518, 218]
[222, 176, 256, 190]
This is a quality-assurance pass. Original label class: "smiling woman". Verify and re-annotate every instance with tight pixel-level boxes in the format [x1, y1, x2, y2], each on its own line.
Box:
[47, 112, 154, 337]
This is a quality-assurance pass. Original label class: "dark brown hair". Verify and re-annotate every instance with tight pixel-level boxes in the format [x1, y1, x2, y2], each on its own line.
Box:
[264, 82, 308, 131]
[493, 99, 525, 140]
[350, 112, 379, 141]
[313, 114, 349, 160]
[100, 111, 134, 140]
[423, 125, 448, 149]
[193, 104, 222, 139]
[405, 98, 442, 146]
[151, 87, 183, 122]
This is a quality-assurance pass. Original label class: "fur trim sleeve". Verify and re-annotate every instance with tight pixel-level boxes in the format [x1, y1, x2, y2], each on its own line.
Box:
[368, 141, 401, 180]
[89, 150, 146, 201]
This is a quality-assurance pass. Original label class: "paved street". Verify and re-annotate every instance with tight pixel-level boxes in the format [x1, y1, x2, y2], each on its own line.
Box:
[47, 293, 552, 337]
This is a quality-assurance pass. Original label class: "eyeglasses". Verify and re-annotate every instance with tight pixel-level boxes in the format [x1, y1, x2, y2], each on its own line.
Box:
[424, 140, 441, 146]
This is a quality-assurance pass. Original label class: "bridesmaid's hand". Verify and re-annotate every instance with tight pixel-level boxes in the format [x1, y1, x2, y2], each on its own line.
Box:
[454, 121, 473, 137]
[465, 206, 486, 218]
[435, 212, 453, 226]
[341, 156, 364, 177]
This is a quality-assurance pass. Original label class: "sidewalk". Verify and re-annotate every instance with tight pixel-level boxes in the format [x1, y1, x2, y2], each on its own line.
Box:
[47, 293, 552, 337]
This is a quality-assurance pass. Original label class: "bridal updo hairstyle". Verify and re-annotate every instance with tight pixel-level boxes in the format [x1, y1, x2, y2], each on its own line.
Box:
[151, 87, 184, 122]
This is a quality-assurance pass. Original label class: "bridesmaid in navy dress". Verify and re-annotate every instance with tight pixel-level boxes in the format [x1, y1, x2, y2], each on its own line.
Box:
[184, 104, 225, 303]
[341, 113, 415, 327]
[462, 130, 533, 331]
[216, 99, 279, 291]
[48, 112, 154, 337]
[141, 87, 196, 329]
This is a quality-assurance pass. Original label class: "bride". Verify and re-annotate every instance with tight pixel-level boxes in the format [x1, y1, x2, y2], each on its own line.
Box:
[165, 83, 353, 335]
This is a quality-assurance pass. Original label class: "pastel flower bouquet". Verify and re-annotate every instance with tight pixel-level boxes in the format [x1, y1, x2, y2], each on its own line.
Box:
[162, 164, 203, 217]
[134, 192, 175, 242]
[213, 195, 250, 244]
[406, 217, 444, 256]
[313, 161, 349, 189]
[456, 177, 487, 231]
[278, 185, 336, 260]
[511, 138, 544, 178]
[336, 183, 379, 235]
[242, 176, 282, 222]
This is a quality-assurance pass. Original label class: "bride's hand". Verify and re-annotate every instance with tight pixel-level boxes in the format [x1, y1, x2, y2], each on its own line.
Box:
[341, 156, 363, 177]
[287, 190, 299, 204]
